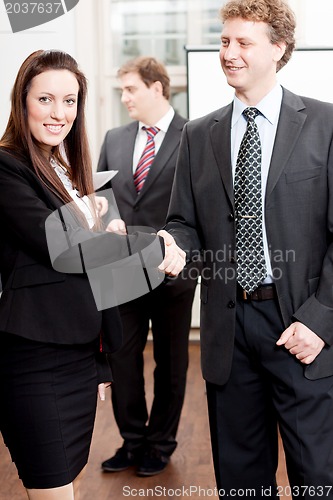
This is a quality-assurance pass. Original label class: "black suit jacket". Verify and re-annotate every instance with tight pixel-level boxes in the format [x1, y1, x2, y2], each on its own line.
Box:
[166, 88, 333, 384]
[0, 150, 163, 352]
[97, 112, 187, 231]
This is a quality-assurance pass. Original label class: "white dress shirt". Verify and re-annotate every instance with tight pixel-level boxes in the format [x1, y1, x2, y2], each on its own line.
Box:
[132, 106, 175, 173]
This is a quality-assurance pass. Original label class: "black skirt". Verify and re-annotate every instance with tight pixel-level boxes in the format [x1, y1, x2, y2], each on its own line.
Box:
[0, 332, 98, 489]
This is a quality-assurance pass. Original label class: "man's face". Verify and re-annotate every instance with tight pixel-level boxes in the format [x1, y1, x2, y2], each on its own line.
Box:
[219, 17, 285, 102]
[120, 72, 158, 122]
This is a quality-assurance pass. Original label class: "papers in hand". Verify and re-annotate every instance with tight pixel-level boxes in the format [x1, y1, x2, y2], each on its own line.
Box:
[93, 171, 118, 191]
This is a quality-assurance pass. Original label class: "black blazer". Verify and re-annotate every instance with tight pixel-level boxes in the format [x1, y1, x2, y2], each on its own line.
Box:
[0, 150, 163, 351]
[97, 112, 187, 231]
[166, 88, 333, 384]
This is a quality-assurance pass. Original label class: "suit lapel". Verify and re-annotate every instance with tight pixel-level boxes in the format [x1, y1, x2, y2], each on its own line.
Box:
[207, 92, 307, 209]
[121, 123, 139, 200]
[210, 104, 234, 207]
[266, 88, 306, 199]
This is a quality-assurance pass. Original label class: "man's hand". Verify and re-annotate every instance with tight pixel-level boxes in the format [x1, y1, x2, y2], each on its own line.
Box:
[105, 218, 127, 235]
[157, 229, 186, 277]
[276, 321, 325, 364]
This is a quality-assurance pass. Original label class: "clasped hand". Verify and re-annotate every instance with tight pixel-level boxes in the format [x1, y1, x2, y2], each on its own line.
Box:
[276, 322, 325, 364]
[157, 230, 186, 276]
[105, 222, 185, 277]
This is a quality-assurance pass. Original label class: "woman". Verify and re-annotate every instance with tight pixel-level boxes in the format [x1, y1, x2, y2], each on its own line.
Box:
[0, 49, 182, 500]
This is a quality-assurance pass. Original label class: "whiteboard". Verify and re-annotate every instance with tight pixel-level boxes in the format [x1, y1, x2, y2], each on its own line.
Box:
[187, 47, 333, 119]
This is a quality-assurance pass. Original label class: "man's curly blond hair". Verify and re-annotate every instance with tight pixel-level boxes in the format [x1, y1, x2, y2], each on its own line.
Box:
[220, 0, 296, 72]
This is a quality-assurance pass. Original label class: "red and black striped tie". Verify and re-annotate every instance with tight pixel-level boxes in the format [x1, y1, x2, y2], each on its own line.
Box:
[134, 126, 160, 193]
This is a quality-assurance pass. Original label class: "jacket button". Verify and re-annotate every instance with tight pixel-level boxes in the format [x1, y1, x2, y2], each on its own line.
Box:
[228, 213, 234, 221]
[134, 206, 139, 212]
[227, 300, 235, 308]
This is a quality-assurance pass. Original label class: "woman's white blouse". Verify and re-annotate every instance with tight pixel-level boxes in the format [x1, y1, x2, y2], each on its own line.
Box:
[50, 157, 95, 229]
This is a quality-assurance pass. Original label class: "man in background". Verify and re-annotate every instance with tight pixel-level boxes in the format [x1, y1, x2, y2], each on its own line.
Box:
[97, 56, 197, 477]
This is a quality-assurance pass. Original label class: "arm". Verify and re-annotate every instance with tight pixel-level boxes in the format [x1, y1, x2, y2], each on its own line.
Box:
[0, 152, 56, 263]
[277, 130, 333, 364]
[0, 153, 164, 276]
[164, 123, 202, 259]
[292, 134, 333, 346]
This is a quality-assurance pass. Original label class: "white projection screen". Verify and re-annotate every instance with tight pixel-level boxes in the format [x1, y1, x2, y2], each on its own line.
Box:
[186, 46, 333, 120]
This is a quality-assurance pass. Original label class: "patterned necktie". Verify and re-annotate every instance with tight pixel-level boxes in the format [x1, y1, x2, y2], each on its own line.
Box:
[133, 126, 159, 193]
[234, 107, 267, 293]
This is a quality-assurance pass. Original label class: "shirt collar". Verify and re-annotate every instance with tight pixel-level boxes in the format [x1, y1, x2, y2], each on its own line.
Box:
[231, 84, 283, 127]
[139, 106, 175, 133]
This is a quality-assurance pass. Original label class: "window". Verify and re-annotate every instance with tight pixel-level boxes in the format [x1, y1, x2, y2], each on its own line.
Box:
[99, 0, 223, 129]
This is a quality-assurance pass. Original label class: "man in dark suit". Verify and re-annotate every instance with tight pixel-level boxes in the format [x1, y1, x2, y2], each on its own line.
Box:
[97, 56, 197, 476]
[164, 0, 333, 497]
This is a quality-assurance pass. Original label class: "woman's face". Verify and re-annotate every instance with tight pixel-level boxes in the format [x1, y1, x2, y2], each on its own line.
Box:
[26, 69, 79, 157]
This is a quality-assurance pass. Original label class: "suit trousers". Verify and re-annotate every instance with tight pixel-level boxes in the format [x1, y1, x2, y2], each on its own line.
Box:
[109, 273, 197, 456]
[206, 296, 333, 499]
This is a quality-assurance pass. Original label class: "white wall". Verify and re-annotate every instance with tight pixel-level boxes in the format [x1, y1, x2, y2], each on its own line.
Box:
[0, 0, 103, 166]
[0, 2, 77, 133]
[187, 47, 333, 120]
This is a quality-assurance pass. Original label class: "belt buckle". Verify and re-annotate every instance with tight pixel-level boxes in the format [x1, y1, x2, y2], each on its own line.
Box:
[242, 289, 250, 301]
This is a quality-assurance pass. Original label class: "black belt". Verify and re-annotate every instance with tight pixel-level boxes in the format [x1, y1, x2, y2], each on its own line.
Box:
[237, 284, 276, 302]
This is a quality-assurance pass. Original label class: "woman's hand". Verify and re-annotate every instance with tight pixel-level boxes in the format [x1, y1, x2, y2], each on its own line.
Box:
[98, 382, 111, 401]
[95, 196, 109, 217]
[106, 218, 127, 235]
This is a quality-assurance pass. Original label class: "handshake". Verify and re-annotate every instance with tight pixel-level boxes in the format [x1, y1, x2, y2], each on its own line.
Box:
[106, 218, 186, 277]
[46, 192, 186, 311]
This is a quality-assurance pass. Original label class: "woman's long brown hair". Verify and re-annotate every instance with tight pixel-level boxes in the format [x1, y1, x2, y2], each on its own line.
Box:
[0, 50, 99, 225]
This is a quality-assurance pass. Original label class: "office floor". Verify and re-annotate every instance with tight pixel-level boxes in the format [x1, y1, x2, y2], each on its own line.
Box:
[0, 340, 290, 499]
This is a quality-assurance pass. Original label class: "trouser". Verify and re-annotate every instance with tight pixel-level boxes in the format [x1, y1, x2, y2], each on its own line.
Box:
[206, 296, 333, 499]
[109, 274, 197, 456]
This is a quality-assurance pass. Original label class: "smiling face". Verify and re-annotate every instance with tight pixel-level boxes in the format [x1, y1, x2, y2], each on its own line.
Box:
[26, 69, 79, 157]
[220, 17, 286, 105]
